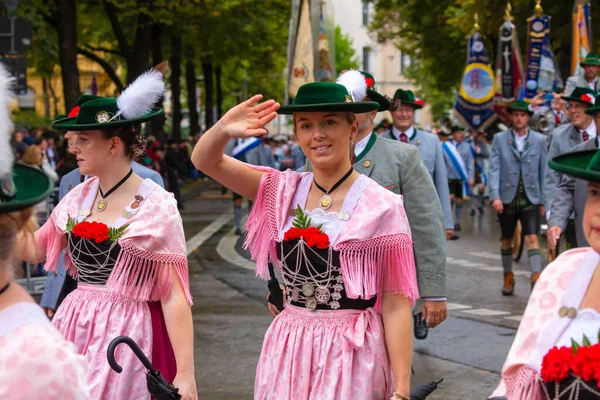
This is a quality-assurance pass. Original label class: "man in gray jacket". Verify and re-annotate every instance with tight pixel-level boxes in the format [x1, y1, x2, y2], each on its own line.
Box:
[548, 97, 600, 249]
[489, 101, 547, 295]
[565, 52, 600, 96]
[381, 89, 455, 240]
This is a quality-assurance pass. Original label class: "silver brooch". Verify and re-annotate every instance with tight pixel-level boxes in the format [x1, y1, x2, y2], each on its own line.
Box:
[96, 111, 111, 123]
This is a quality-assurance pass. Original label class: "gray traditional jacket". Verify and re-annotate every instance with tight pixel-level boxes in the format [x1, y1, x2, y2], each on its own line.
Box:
[308, 132, 447, 298]
[489, 129, 547, 205]
[544, 123, 589, 211]
[549, 138, 598, 247]
[565, 75, 600, 96]
[381, 127, 454, 230]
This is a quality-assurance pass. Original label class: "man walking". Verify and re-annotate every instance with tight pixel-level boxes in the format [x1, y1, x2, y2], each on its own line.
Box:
[381, 89, 455, 240]
[489, 100, 547, 295]
[442, 126, 474, 231]
[565, 52, 600, 95]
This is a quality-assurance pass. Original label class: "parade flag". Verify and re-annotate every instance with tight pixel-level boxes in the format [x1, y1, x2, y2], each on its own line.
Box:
[454, 31, 497, 132]
[571, 0, 592, 76]
[523, 4, 562, 102]
[288, 0, 314, 99]
[493, 5, 524, 124]
[316, 3, 333, 82]
[442, 141, 471, 197]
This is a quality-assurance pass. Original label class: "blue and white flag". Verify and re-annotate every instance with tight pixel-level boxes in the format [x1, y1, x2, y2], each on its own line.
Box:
[454, 32, 497, 132]
[232, 138, 261, 159]
[442, 141, 471, 197]
[470, 144, 488, 186]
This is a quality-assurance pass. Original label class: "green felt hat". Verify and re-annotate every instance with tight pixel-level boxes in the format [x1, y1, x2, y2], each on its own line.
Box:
[585, 95, 600, 116]
[54, 94, 102, 121]
[563, 87, 597, 106]
[52, 69, 165, 131]
[0, 164, 54, 213]
[451, 125, 465, 133]
[360, 71, 390, 112]
[507, 100, 533, 115]
[391, 89, 424, 110]
[581, 52, 600, 67]
[549, 149, 600, 183]
[278, 82, 379, 114]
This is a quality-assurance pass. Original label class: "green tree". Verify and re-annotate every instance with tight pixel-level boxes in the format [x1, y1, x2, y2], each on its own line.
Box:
[334, 25, 360, 73]
[370, 0, 600, 121]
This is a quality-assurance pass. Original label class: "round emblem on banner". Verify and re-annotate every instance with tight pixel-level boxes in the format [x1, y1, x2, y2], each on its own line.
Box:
[472, 41, 484, 52]
[472, 115, 481, 125]
[459, 63, 495, 105]
[526, 80, 538, 91]
[532, 21, 544, 32]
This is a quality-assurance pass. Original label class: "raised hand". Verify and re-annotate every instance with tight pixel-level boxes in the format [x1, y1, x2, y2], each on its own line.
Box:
[219, 95, 280, 139]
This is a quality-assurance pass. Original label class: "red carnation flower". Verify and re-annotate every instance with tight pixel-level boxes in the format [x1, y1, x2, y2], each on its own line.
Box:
[571, 343, 600, 382]
[365, 77, 375, 88]
[541, 346, 572, 382]
[68, 105, 81, 118]
[284, 227, 302, 241]
[414, 98, 424, 106]
[72, 221, 110, 243]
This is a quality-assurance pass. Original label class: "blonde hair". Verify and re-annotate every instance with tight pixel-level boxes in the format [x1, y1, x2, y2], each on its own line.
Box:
[0, 208, 36, 270]
[21, 145, 42, 166]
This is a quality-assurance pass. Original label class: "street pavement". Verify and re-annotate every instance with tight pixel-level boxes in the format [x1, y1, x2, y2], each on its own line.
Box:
[182, 189, 546, 399]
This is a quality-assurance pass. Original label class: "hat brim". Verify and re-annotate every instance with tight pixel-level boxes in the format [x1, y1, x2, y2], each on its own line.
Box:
[580, 61, 600, 67]
[585, 107, 600, 115]
[277, 101, 379, 115]
[562, 96, 594, 106]
[0, 164, 54, 213]
[51, 108, 163, 131]
[366, 90, 390, 112]
[548, 149, 600, 183]
[393, 100, 423, 110]
[507, 107, 533, 116]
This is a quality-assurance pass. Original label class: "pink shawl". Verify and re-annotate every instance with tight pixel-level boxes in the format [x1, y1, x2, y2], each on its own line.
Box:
[491, 247, 598, 399]
[244, 168, 419, 305]
[36, 177, 192, 305]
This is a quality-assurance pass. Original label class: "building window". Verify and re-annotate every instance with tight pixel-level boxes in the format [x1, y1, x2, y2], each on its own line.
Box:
[362, 47, 371, 72]
[400, 52, 412, 74]
[362, 1, 370, 26]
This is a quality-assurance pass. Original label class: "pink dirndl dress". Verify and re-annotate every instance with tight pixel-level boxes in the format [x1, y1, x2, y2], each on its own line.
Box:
[245, 170, 419, 400]
[36, 178, 192, 400]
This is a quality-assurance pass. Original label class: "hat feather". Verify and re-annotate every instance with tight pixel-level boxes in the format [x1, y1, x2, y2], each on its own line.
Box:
[0, 64, 15, 178]
[336, 69, 367, 102]
[116, 69, 165, 120]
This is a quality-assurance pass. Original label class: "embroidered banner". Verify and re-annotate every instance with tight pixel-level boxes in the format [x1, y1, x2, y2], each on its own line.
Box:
[571, 0, 592, 76]
[454, 32, 497, 133]
[442, 141, 471, 197]
[288, 0, 315, 100]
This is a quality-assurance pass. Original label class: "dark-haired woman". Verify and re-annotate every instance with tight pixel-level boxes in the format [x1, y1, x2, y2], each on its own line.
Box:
[192, 76, 417, 399]
[16, 70, 197, 400]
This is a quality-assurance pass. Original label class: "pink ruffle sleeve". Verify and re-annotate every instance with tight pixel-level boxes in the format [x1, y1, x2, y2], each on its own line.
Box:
[36, 215, 71, 274]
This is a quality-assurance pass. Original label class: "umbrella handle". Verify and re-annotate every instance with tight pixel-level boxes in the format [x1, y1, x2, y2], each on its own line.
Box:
[107, 336, 154, 373]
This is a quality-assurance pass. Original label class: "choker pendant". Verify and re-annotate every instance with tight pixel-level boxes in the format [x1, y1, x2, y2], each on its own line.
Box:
[319, 194, 333, 210]
[97, 199, 107, 212]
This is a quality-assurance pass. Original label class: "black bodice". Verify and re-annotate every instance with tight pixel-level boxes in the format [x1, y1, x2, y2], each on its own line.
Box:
[68, 235, 121, 285]
[276, 239, 376, 311]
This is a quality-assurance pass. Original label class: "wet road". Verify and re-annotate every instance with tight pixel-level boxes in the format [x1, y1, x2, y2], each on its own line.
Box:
[183, 190, 547, 399]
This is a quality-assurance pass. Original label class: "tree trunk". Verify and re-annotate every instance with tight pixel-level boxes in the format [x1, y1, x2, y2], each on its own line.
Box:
[48, 80, 59, 118]
[215, 64, 223, 120]
[186, 50, 200, 136]
[125, 5, 152, 84]
[170, 35, 182, 142]
[42, 77, 51, 119]
[202, 62, 214, 129]
[54, 0, 80, 112]
[150, 23, 166, 143]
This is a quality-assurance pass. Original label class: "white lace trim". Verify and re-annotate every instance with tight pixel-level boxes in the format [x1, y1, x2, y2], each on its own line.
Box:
[279, 174, 371, 244]
[577, 308, 600, 321]
[0, 302, 49, 338]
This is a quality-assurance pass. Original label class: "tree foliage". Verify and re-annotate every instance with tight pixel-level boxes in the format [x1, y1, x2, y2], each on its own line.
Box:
[334, 25, 360, 73]
[370, 0, 600, 121]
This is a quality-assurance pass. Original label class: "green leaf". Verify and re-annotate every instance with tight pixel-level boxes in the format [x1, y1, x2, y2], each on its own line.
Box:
[572, 338, 580, 354]
[66, 215, 76, 233]
[583, 334, 592, 347]
[108, 224, 128, 241]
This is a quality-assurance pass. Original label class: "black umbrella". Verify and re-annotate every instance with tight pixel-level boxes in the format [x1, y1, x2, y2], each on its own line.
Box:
[107, 336, 181, 400]
[410, 378, 444, 400]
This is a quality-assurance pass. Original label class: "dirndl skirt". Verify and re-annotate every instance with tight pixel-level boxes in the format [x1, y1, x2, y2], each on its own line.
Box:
[52, 284, 153, 399]
[254, 305, 392, 400]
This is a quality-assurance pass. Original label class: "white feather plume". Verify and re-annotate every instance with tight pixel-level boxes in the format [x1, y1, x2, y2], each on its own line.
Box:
[0, 63, 15, 178]
[116, 69, 165, 120]
[336, 69, 367, 102]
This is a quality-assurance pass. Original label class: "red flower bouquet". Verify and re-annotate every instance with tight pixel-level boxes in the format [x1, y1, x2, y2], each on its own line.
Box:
[66, 215, 127, 243]
[283, 208, 330, 250]
[540, 335, 600, 399]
